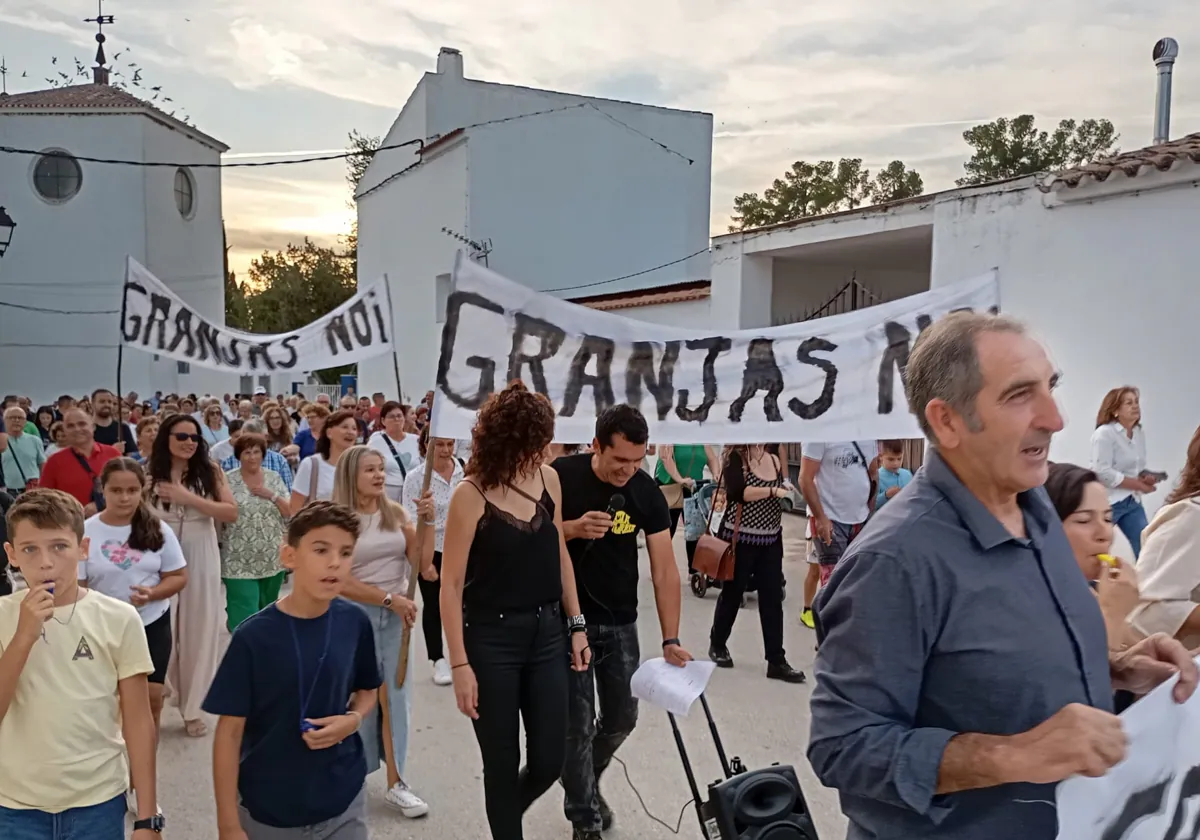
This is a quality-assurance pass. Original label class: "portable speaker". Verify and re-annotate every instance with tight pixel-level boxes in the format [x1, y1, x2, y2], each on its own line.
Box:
[701, 763, 818, 840]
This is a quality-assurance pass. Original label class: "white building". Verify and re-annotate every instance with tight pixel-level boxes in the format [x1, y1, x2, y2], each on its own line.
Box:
[355, 47, 714, 401]
[0, 82, 228, 403]
[710, 131, 1200, 513]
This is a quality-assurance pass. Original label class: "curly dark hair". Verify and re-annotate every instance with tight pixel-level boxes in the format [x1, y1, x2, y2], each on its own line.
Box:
[468, 382, 555, 489]
[148, 414, 220, 500]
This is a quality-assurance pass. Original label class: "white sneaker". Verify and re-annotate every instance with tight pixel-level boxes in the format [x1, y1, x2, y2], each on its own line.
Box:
[385, 781, 429, 818]
[432, 658, 452, 686]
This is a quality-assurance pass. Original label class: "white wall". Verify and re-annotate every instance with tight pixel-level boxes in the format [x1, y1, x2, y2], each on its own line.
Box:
[0, 113, 147, 403]
[0, 111, 227, 403]
[462, 91, 712, 297]
[141, 119, 229, 399]
[597, 297, 712, 329]
[356, 140, 468, 401]
[930, 173, 1200, 513]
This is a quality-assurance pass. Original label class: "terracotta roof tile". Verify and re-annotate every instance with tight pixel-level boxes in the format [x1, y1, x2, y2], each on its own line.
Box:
[1047, 132, 1200, 189]
[0, 84, 228, 152]
[571, 280, 711, 311]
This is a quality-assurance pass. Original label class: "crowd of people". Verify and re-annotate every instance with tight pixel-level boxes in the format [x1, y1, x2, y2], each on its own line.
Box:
[2, 313, 1199, 840]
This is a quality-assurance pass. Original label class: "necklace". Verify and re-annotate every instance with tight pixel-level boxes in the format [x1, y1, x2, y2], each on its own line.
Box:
[40, 587, 87, 644]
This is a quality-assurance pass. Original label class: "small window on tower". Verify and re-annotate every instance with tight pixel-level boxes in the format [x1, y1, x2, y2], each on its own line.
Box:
[32, 150, 82, 203]
[174, 168, 196, 218]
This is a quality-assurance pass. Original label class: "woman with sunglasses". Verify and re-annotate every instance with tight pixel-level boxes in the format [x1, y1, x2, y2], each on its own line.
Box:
[148, 415, 238, 738]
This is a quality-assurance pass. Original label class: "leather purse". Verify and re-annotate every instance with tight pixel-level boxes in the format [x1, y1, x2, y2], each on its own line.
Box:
[692, 473, 742, 582]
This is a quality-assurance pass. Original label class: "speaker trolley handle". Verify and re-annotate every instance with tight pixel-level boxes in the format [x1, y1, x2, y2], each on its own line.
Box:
[698, 693, 733, 779]
[667, 710, 707, 830]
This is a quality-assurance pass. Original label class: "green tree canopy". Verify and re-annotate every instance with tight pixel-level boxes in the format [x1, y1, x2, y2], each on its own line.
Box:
[241, 239, 355, 335]
[730, 158, 924, 231]
[957, 115, 1119, 186]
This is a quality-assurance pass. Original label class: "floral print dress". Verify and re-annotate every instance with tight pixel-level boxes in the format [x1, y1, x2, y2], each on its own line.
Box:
[221, 468, 288, 580]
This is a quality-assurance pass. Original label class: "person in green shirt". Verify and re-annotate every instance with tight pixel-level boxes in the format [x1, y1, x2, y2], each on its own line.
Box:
[655, 444, 720, 574]
[1, 405, 47, 491]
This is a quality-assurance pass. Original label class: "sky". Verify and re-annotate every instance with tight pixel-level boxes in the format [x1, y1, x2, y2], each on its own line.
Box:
[2, 1, 1199, 280]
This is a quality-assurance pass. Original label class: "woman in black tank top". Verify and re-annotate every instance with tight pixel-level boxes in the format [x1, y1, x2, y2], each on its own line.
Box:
[440, 383, 591, 840]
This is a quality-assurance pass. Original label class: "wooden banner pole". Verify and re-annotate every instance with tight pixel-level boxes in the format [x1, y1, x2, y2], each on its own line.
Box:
[397, 441, 435, 690]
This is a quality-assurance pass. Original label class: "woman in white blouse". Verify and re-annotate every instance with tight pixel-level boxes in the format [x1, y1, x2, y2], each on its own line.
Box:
[1130, 426, 1200, 646]
[404, 426, 464, 687]
[1090, 386, 1164, 557]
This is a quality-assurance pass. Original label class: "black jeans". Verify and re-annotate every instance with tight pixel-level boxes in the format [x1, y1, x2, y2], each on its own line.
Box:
[710, 536, 786, 662]
[562, 621, 640, 831]
[417, 551, 444, 662]
[464, 601, 567, 840]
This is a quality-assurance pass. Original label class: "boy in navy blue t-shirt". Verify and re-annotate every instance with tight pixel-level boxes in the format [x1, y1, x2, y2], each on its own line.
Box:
[204, 501, 381, 840]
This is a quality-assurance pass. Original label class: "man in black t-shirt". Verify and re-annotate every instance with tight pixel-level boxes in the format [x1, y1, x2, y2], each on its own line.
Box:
[553, 405, 692, 840]
[90, 389, 136, 455]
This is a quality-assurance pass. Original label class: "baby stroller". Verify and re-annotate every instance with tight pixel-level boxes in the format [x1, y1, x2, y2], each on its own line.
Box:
[685, 481, 786, 605]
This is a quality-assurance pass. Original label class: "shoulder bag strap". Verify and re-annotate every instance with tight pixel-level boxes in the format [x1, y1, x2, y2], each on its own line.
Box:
[306, 455, 320, 500]
[8, 444, 28, 485]
[381, 434, 408, 479]
[852, 442, 878, 509]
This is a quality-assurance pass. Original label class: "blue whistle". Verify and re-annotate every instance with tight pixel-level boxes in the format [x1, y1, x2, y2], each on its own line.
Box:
[300, 720, 318, 733]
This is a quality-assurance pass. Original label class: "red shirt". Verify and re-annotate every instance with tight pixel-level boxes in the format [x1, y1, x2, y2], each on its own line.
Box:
[40, 443, 121, 506]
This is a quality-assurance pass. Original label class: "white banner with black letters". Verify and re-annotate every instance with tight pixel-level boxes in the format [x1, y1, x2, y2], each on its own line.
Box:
[120, 257, 395, 374]
[431, 254, 1000, 444]
[1056, 662, 1200, 840]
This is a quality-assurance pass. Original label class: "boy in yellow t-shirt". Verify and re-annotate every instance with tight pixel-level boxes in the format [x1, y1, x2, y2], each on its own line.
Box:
[0, 489, 162, 839]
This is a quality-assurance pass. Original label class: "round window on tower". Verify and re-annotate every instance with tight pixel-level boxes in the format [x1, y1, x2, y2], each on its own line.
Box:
[174, 167, 195, 218]
[32, 149, 83, 203]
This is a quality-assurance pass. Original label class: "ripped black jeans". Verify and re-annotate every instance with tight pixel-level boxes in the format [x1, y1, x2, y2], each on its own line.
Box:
[561, 621, 640, 831]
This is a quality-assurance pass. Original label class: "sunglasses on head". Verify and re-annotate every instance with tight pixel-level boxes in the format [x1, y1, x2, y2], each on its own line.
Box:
[172, 432, 202, 443]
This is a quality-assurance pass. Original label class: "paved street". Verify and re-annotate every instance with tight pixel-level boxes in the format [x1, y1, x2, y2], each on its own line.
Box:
[156, 515, 847, 839]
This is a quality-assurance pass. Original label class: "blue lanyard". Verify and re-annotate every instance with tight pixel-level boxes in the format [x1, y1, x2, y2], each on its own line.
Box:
[289, 610, 334, 732]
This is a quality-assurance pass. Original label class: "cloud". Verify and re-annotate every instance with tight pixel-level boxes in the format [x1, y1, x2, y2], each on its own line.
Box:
[6, 0, 1200, 244]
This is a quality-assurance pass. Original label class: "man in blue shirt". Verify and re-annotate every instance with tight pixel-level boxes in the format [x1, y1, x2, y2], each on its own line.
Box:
[808, 311, 1197, 840]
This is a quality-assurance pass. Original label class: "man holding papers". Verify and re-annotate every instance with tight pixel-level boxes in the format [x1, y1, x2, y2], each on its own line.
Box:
[808, 312, 1197, 840]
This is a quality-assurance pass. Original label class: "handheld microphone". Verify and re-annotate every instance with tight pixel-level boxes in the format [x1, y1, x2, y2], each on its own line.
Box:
[604, 493, 625, 519]
[581, 493, 624, 558]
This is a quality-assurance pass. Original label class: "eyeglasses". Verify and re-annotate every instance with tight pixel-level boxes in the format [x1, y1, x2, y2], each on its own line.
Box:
[172, 433, 202, 443]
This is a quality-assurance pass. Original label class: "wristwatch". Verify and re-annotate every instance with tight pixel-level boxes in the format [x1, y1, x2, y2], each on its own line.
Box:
[133, 815, 165, 833]
[662, 637, 681, 648]
[383, 592, 393, 608]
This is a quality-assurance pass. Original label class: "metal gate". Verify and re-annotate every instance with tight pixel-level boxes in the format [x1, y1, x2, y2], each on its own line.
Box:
[778, 275, 924, 472]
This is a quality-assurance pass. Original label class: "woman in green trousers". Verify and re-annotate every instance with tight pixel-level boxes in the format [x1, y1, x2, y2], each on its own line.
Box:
[220, 432, 290, 630]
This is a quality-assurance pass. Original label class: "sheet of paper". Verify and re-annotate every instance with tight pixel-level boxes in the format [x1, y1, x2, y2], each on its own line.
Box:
[630, 657, 716, 717]
[1056, 657, 1200, 840]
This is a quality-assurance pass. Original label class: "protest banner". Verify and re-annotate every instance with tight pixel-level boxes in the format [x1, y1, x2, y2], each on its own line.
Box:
[430, 253, 999, 443]
[120, 257, 395, 374]
[1057, 663, 1200, 840]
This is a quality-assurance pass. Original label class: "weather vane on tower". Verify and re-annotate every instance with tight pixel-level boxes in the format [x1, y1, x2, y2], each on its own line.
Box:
[84, 0, 115, 84]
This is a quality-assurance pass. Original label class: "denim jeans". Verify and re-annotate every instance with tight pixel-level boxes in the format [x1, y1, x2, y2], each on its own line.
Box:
[349, 602, 414, 779]
[562, 621, 640, 831]
[465, 601, 568, 840]
[1112, 495, 1149, 558]
[0, 795, 124, 840]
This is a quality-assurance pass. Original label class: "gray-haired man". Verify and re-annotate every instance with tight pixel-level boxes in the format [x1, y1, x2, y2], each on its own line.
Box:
[808, 311, 1197, 840]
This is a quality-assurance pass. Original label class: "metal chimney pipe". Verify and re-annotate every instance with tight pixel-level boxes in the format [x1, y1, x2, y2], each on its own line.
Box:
[1152, 37, 1179, 144]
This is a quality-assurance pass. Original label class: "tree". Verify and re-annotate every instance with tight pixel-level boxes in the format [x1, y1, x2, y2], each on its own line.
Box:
[222, 225, 250, 330]
[957, 115, 1119, 186]
[730, 158, 924, 231]
[343, 130, 381, 265]
[346, 130, 381, 195]
[242, 239, 355, 335]
[240, 240, 357, 383]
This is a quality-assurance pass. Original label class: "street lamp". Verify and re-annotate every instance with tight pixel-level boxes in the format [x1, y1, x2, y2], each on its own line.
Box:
[0, 207, 15, 257]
